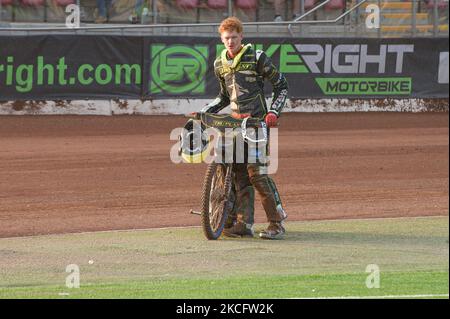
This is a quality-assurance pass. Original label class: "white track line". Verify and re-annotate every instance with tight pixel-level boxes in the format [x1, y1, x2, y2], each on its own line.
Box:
[0, 215, 447, 240]
[298, 294, 449, 299]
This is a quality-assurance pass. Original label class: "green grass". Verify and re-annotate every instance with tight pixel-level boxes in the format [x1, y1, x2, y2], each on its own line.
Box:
[2, 271, 448, 299]
[0, 216, 448, 299]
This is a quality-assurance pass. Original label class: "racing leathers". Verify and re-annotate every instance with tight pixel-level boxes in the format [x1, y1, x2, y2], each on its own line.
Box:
[201, 43, 288, 228]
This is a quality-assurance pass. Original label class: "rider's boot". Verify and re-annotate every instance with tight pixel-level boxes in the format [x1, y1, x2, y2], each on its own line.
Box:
[224, 217, 235, 229]
[259, 220, 286, 240]
[223, 220, 254, 238]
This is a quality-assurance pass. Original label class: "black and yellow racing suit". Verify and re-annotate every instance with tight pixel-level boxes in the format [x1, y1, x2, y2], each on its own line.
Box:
[201, 43, 288, 227]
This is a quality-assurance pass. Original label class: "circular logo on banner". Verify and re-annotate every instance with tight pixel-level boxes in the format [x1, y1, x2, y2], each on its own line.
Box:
[150, 45, 208, 94]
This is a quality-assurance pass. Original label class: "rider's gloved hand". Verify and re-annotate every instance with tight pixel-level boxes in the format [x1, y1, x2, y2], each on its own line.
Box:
[264, 112, 278, 127]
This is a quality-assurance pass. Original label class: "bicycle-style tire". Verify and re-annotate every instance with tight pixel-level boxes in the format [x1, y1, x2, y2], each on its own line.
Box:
[200, 163, 233, 240]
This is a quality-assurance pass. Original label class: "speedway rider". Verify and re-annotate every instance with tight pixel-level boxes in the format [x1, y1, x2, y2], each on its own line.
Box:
[200, 17, 288, 239]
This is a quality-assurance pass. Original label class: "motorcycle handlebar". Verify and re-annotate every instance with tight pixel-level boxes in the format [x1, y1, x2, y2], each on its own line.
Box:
[186, 112, 265, 128]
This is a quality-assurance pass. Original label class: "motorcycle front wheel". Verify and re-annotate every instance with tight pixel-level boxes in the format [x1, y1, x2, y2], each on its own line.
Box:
[200, 163, 233, 240]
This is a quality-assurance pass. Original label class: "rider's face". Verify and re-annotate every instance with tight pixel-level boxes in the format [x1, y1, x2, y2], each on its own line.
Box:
[220, 30, 243, 57]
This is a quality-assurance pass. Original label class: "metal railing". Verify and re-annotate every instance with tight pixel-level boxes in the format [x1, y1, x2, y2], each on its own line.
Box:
[287, 0, 369, 37]
[0, 0, 448, 37]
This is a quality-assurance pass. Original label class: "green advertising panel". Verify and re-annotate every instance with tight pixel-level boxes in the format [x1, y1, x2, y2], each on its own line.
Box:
[0, 35, 448, 100]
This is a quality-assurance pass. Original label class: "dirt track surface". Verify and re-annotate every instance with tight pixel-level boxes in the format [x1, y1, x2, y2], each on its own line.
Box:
[0, 113, 448, 238]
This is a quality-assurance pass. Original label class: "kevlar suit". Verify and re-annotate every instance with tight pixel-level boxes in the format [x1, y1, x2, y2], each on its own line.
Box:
[201, 43, 288, 227]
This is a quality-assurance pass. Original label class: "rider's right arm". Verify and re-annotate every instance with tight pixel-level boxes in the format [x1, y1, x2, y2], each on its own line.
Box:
[200, 63, 230, 113]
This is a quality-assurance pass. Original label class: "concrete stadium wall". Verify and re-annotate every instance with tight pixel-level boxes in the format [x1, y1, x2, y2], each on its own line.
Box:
[0, 98, 448, 115]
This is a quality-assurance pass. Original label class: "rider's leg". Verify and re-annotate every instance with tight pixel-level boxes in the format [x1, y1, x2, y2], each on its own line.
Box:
[224, 185, 237, 228]
[233, 163, 255, 225]
[223, 163, 255, 237]
[247, 163, 287, 239]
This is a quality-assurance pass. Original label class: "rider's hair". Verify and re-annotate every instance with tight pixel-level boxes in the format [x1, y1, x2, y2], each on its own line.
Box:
[218, 17, 243, 34]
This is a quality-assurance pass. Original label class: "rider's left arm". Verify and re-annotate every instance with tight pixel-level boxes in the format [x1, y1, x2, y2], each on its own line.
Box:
[256, 50, 289, 118]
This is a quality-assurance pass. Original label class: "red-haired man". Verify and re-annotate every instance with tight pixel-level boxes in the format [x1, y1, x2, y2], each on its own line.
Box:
[200, 17, 288, 239]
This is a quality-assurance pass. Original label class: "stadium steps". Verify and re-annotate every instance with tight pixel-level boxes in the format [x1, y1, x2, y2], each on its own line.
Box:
[361, 1, 413, 11]
[360, 0, 448, 35]
[381, 24, 449, 32]
[381, 12, 430, 26]
[382, 13, 429, 20]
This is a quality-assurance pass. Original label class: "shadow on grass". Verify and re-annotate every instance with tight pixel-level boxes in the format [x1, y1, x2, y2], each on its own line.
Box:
[217, 231, 448, 246]
[282, 231, 449, 245]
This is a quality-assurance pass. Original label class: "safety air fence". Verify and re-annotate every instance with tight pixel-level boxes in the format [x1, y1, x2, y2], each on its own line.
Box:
[0, 35, 448, 114]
